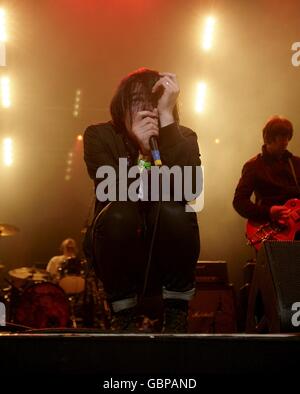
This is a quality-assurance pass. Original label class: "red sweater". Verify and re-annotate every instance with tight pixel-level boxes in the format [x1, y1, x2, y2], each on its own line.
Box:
[233, 146, 300, 222]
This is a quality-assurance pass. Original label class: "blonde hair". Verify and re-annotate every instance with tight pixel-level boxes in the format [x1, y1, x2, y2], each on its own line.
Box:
[60, 238, 77, 254]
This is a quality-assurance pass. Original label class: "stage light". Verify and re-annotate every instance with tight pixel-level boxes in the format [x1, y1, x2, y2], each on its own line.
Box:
[0, 8, 7, 43]
[77, 134, 83, 141]
[0, 8, 6, 66]
[1, 76, 11, 108]
[73, 89, 81, 118]
[0, 42, 6, 66]
[202, 16, 216, 51]
[3, 137, 13, 166]
[64, 150, 74, 181]
[195, 82, 207, 113]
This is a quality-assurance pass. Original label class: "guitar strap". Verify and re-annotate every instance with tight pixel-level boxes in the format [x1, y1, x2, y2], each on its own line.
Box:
[288, 158, 300, 194]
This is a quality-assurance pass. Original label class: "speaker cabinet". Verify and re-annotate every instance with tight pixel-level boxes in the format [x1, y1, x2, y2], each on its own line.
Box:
[188, 283, 237, 333]
[246, 241, 300, 333]
[188, 261, 237, 333]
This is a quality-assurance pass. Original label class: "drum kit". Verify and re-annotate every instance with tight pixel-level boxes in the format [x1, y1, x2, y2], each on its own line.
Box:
[0, 224, 109, 331]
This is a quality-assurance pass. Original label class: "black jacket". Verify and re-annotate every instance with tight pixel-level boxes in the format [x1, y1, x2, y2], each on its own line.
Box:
[84, 121, 201, 215]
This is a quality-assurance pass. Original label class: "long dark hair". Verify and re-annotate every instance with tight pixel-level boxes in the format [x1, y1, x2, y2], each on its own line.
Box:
[110, 67, 179, 132]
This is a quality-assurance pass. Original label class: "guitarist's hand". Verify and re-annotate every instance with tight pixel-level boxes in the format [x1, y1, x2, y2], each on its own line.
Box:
[270, 205, 291, 225]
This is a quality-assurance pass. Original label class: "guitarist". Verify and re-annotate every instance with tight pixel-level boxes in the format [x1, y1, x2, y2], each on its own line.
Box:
[233, 116, 300, 240]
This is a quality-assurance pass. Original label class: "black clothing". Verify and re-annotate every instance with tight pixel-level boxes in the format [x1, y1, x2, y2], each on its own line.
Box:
[233, 146, 300, 222]
[84, 121, 201, 215]
[83, 121, 201, 309]
[93, 201, 200, 303]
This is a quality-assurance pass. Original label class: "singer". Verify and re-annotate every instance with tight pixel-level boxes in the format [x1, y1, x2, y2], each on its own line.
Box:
[83, 68, 201, 332]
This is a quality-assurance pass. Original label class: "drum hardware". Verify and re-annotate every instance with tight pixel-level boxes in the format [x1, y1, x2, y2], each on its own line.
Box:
[8, 267, 50, 289]
[14, 282, 70, 329]
[82, 269, 111, 329]
[1, 280, 21, 323]
[57, 257, 87, 295]
[68, 295, 78, 328]
[0, 224, 19, 325]
[2, 259, 110, 330]
[2, 279, 37, 324]
[57, 257, 88, 328]
[5, 260, 86, 329]
[5, 267, 62, 327]
[0, 321, 32, 332]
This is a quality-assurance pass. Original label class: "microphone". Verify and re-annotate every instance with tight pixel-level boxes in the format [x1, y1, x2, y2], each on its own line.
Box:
[149, 136, 162, 166]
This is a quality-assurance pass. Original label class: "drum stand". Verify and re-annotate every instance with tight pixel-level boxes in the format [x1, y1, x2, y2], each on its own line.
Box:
[68, 295, 78, 329]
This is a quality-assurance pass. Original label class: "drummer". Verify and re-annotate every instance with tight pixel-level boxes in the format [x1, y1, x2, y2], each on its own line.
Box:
[47, 238, 78, 281]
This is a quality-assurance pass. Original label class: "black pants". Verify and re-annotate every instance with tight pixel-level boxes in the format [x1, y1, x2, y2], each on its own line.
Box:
[91, 201, 200, 306]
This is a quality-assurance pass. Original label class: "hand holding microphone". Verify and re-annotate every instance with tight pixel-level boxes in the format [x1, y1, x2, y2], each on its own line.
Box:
[131, 109, 160, 161]
[149, 135, 162, 166]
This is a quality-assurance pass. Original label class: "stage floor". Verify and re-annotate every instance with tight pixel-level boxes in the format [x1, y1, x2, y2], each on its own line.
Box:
[1, 332, 299, 378]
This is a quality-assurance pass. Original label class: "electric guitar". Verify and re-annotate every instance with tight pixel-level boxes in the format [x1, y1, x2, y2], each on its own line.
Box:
[246, 198, 300, 250]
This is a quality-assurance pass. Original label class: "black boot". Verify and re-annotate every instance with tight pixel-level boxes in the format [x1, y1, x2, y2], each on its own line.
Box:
[110, 307, 139, 332]
[162, 299, 189, 333]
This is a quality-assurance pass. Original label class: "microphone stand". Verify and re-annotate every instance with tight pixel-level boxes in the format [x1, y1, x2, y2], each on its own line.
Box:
[141, 145, 162, 300]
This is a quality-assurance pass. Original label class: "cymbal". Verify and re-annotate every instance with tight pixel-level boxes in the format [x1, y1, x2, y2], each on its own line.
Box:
[0, 224, 20, 237]
[9, 267, 49, 280]
[9, 266, 47, 274]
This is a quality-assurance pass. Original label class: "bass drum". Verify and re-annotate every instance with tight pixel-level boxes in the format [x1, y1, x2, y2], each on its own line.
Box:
[58, 257, 87, 295]
[14, 282, 70, 329]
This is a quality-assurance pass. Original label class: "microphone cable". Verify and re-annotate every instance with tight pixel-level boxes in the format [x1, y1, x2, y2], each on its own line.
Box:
[140, 157, 162, 301]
